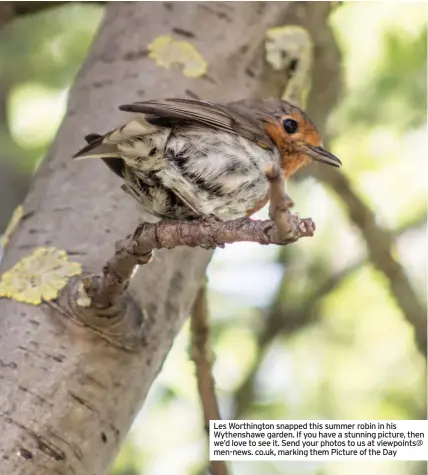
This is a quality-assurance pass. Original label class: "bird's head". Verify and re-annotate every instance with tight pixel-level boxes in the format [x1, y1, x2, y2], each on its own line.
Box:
[256, 99, 342, 177]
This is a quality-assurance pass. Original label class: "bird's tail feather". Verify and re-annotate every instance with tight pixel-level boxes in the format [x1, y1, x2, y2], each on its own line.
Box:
[73, 133, 118, 160]
[72, 133, 125, 178]
[73, 151, 119, 160]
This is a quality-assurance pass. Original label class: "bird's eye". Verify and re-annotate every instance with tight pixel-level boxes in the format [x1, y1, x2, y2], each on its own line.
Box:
[283, 118, 298, 134]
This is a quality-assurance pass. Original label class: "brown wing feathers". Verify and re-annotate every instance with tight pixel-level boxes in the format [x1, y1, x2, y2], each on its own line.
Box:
[118, 99, 272, 147]
[73, 98, 273, 164]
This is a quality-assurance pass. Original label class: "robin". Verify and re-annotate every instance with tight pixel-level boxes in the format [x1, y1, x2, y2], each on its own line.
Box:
[73, 98, 341, 221]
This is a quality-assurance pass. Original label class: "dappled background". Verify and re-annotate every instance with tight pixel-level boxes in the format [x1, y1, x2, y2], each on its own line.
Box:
[0, 3, 426, 475]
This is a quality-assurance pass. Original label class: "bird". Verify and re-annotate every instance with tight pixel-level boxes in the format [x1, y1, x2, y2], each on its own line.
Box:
[73, 98, 341, 222]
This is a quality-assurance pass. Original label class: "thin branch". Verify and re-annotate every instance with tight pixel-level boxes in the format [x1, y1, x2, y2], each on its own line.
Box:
[78, 164, 315, 310]
[314, 166, 427, 356]
[234, 213, 427, 417]
[190, 284, 228, 475]
[190, 284, 221, 429]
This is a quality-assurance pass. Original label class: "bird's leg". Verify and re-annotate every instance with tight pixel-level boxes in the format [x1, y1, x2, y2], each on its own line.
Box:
[264, 162, 316, 239]
[268, 191, 294, 221]
[264, 163, 297, 239]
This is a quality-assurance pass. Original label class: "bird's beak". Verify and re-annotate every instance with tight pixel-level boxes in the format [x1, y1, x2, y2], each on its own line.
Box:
[303, 144, 342, 168]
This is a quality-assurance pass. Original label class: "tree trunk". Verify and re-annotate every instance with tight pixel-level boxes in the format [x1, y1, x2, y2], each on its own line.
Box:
[0, 2, 335, 474]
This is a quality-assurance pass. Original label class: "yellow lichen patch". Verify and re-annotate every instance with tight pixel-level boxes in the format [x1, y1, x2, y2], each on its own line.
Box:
[148, 35, 207, 78]
[265, 26, 313, 107]
[0, 247, 82, 305]
[0, 205, 24, 248]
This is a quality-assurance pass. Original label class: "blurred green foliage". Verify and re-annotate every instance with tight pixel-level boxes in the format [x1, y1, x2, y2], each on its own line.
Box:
[0, 4, 103, 170]
[333, 27, 427, 133]
[0, 3, 426, 475]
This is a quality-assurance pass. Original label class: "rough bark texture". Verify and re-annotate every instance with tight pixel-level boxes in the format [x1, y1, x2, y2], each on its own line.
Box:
[0, 2, 335, 474]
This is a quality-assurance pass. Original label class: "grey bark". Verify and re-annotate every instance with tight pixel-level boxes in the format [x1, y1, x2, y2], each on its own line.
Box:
[0, 2, 334, 475]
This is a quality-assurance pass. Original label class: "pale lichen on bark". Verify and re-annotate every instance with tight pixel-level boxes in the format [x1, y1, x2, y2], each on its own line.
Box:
[0, 247, 81, 304]
[265, 25, 313, 107]
[148, 35, 208, 78]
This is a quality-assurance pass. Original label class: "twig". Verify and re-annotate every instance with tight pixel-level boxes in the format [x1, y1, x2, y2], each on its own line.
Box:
[190, 284, 221, 426]
[314, 166, 427, 356]
[190, 284, 228, 475]
[80, 165, 315, 310]
[234, 213, 427, 417]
